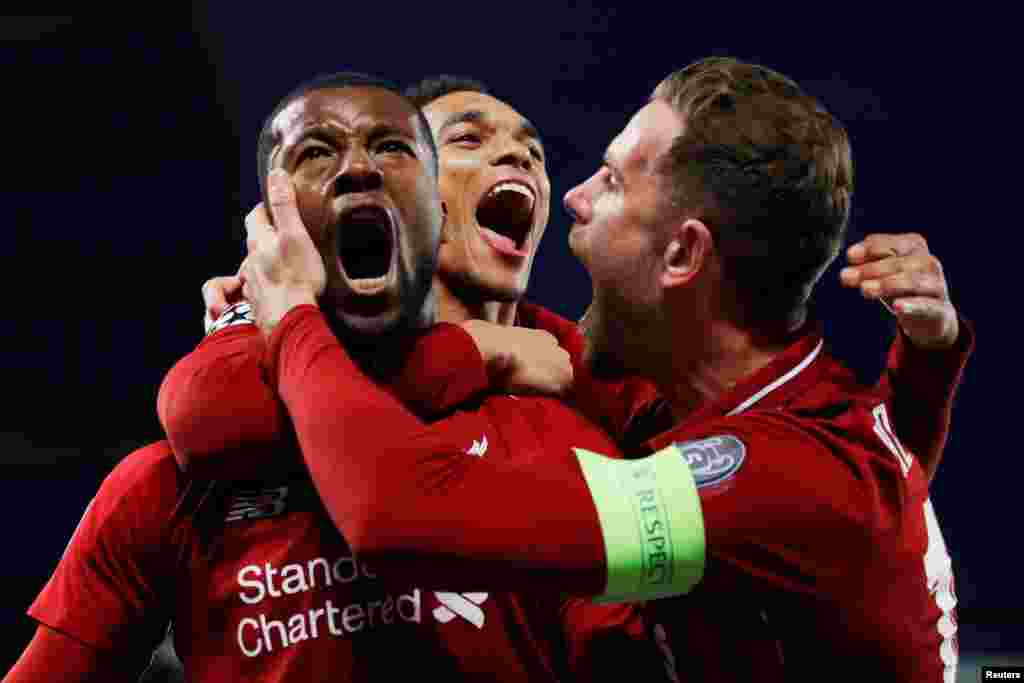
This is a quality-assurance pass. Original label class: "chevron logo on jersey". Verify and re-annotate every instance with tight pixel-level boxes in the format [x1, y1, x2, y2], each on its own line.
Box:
[433, 592, 489, 628]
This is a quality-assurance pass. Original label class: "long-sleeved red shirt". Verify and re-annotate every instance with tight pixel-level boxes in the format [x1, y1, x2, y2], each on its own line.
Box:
[159, 300, 972, 481]
[29, 437, 656, 681]
[156, 301, 972, 596]
[156, 312, 493, 480]
[150, 300, 971, 681]
[30, 313, 665, 681]
[262, 305, 970, 681]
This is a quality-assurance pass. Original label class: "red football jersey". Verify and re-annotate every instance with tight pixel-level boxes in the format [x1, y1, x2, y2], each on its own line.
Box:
[266, 307, 967, 682]
[29, 441, 606, 680]
[32, 320, 655, 681]
[141, 301, 969, 681]
[524, 302, 973, 480]
[157, 316, 492, 480]
[634, 328, 959, 682]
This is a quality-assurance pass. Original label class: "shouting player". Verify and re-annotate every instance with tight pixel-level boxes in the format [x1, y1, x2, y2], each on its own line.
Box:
[7, 72, 626, 682]
[183, 75, 967, 679]
[236, 59, 969, 681]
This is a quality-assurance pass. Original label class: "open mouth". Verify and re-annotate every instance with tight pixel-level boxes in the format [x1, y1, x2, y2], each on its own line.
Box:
[337, 205, 394, 285]
[475, 182, 535, 254]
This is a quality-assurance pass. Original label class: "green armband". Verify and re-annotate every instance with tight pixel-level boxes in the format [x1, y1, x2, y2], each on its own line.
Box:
[575, 444, 705, 603]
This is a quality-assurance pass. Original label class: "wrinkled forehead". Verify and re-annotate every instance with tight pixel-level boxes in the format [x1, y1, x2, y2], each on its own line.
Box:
[274, 86, 422, 142]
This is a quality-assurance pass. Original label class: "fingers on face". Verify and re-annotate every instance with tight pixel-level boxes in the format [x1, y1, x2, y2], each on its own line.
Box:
[202, 279, 225, 311]
[240, 272, 254, 305]
[266, 170, 303, 235]
[245, 204, 271, 236]
[202, 275, 244, 315]
[245, 207, 268, 257]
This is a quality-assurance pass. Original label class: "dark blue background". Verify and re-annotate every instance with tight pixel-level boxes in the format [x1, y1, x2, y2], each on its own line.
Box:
[2, 9, 1015, 671]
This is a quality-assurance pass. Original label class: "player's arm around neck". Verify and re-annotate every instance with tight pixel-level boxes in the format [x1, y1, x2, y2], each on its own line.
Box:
[245, 173, 706, 599]
[267, 304, 704, 600]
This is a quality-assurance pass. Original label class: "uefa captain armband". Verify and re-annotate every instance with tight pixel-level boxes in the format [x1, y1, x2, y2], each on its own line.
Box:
[204, 301, 255, 336]
[574, 444, 705, 604]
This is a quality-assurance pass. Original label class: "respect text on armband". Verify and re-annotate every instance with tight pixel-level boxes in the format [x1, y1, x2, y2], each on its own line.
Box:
[629, 462, 674, 588]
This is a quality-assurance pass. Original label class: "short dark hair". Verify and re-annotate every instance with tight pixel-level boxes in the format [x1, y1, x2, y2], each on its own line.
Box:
[403, 74, 491, 108]
[257, 71, 438, 204]
[653, 57, 854, 330]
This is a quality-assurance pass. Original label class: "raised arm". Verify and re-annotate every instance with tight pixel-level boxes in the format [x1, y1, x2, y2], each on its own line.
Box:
[159, 278, 569, 480]
[840, 232, 974, 480]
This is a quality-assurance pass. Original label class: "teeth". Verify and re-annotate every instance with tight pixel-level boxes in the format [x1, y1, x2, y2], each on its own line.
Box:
[488, 182, 535, 206]
[349, 275, 388, 292]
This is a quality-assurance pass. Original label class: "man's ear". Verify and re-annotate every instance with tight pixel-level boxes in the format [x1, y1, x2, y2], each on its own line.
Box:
[661, 218, 713, 290]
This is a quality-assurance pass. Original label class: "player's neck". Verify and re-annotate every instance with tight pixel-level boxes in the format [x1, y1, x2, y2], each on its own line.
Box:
[434, 278, 518, 326]
[657, 318, 786, 423]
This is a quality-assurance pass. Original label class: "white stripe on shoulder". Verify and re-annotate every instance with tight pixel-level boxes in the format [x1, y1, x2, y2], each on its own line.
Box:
[727, 340, 823, 416]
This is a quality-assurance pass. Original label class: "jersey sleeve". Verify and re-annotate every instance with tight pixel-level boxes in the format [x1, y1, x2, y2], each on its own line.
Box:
[27, 442, 178, 654]
[157, 304, 492, 479]
[520, 302, 661, 441]
[658, 411, 907, 597]
[878, 315, 974, 481]
[384, 322, 491, 418]
[266, 305, 612, 595]
[157, 321, 289, 479]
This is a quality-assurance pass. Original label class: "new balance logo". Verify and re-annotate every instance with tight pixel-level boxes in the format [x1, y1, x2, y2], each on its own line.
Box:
[466, 435, 488, 457]
[433, 592, 489, 628]
[226, 486, 289, 522]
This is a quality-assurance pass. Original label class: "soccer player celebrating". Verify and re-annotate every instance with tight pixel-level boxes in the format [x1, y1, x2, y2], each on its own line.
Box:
[8, 72, 612, 682]
[154, 75, 661, 682]
[177, 74, 966, 680]
[198, 75, 965, 480]
[236, 59, 969, 681]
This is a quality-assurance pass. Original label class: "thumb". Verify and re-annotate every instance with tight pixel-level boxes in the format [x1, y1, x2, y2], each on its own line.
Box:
[266, 169, 303, 236]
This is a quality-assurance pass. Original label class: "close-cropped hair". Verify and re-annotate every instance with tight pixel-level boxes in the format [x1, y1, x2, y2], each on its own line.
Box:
[403, 74, 492, 108]
[257, 71, 438, 204]
[654, 57, 854, 329]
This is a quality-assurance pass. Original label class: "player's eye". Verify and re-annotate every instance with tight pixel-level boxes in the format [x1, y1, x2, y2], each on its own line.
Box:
[377, 140, 414, 155]
[298, 146, 332, 164]
[450, 133, 481, 146]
